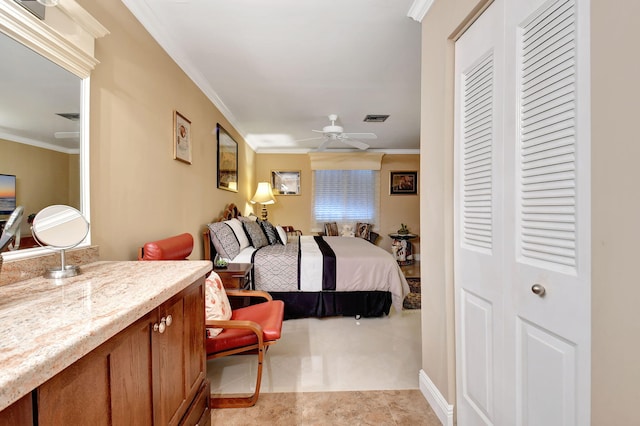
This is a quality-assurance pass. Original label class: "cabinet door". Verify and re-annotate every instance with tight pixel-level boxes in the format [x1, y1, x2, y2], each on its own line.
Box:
[152, 296, 186, 426]
[110, 314, 154, 425]
[38, 313, 154, 426]
[0, 393, 33, 426]
[38, 343, 110, 426]
[152, 279, 206, 426]
[183, 278, 206, 399]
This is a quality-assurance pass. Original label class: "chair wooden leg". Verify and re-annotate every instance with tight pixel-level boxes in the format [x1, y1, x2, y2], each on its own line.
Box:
[210, 347, 264, 409]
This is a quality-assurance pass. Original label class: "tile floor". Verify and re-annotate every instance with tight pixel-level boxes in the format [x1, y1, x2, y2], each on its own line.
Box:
[207, 308, 435, 424]
[206, 308, 422, 394]
[210, 389, 440, 425]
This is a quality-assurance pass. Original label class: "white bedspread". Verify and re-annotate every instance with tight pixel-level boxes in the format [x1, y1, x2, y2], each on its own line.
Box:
[299, 236, 323, 291]
[323, 237, 410, 312]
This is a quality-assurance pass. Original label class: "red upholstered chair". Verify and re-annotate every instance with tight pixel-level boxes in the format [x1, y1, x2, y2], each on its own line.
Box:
[137, 232, 194, 260]
[206, 287, 284, 408]
[138, 233, 285, 408]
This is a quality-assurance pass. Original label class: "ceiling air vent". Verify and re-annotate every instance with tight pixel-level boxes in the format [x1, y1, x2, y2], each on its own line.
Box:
[363, 114, 389, 122]
[56, 113, 80, 121]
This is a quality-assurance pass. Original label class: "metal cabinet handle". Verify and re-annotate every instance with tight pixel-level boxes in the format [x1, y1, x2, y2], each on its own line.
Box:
[531, 284, 546, 297]
[153, 315, 173, 333]
[159, 317, 166, 333]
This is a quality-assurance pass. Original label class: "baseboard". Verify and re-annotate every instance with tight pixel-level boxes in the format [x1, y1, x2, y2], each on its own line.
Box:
[419, 369, 454, 426]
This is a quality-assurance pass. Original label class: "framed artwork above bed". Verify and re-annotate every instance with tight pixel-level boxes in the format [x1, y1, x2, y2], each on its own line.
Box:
[217, 124, 238, 192]
[271, 170, 300, 195]
[390, 171, 418, 195]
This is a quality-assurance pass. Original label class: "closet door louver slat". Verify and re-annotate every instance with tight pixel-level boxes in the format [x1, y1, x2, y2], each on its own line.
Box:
[518, 0, 577, 269]
[462, 53, 494, 251]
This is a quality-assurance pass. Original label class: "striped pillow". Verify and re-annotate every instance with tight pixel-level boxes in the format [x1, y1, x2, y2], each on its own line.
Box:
[260, 220, 280, 245]
[243, 221, 269, 248]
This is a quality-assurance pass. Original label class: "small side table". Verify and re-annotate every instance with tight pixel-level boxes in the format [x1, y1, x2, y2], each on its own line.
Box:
[388, 233, 418, 266]
[214, 263, 252, 290]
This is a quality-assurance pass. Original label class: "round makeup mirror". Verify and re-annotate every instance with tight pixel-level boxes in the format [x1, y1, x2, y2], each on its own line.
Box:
[32, 205, 90, 279]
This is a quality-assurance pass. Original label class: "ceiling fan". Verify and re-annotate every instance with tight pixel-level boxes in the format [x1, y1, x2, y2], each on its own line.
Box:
[301, 114, 377, 151]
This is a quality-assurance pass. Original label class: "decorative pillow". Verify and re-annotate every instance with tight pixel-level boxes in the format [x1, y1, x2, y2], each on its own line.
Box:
[324, 222, 339, 236]
[275, 225, 288, 245]
[205, 273, 232, 337]
[367, 231, 380, 245]
[243, 220, 269, 248]
[355, 223, 372, 240]
[208, 222, 240, 260]
[238, 214, 258, 222]
[260, 220, 280, 245]
[224, 218, 250, 250]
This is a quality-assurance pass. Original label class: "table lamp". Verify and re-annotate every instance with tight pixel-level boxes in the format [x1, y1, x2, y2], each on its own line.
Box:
[251, 182, 276, 221]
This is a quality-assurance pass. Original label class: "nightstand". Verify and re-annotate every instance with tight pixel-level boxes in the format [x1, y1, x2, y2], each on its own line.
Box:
[214, 263, 252, 290]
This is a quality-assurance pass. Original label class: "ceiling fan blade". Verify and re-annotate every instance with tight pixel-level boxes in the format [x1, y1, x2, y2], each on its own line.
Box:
[341, 138, 370, 150]
[342, 132, 377, 140]
[311, 129, 325, 133]
[296, 136, 324, 142]
[316, 138, 331, 151]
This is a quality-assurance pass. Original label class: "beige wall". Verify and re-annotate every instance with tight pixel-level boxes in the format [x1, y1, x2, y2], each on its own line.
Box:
[0, 139, 79, 234]
[421, 0, 639, 422]
[420, 0, 484, 404]
[256, 153, 420, 254]
[591, 1, 640, 423]
[77, 0, 255, 261]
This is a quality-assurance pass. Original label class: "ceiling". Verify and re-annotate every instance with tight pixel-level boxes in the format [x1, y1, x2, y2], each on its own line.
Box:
[122, 0, 423, 153]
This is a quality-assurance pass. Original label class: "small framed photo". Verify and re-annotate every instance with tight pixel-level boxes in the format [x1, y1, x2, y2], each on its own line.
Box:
[271, 170, 301, 195]
[173, 111, 192, 164]
[390, 171, 418, 195]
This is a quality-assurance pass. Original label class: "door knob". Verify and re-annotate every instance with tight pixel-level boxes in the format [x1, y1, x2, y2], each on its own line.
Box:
[531, 283, 546, 297]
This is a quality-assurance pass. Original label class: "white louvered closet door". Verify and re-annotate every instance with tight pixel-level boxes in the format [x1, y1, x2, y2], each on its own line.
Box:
[504, 0, 591, 424]
[453, 1, 505, 424]
[454, 0, 591, 424]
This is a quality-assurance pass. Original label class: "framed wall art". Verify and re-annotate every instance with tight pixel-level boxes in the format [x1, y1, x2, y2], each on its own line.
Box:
[271, 170, 301, 195]
[217, 124, 238, 192]
[173, 110, 192, 164]
[390, 171, 418, 195]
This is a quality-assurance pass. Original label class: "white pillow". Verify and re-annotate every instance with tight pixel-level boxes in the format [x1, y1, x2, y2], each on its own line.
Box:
[225, 218, 250, 250]
[276, 225, 288, 245]
[205, 273, 232, 337]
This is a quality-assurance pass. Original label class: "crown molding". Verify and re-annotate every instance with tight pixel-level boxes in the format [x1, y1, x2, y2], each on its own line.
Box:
[407, 0, 434, 23]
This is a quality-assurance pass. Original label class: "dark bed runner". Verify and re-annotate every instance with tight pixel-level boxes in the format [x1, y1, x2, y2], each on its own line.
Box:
[313, 236, 336, 290]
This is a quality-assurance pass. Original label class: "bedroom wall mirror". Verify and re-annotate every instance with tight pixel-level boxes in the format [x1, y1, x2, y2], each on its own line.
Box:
[0, 0, 108, 261]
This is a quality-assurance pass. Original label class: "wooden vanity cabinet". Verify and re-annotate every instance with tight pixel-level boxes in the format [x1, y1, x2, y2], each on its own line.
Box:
[34, 277, 209, 426]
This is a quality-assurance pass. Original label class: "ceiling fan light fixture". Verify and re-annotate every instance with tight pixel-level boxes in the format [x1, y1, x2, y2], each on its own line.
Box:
[322, 125, 343, 134]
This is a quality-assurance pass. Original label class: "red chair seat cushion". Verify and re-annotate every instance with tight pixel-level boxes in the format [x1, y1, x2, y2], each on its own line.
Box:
[206, 300, 284, 355]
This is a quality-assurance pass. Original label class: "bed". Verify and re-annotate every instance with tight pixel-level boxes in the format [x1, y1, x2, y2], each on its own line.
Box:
[203, 204, 409, 319]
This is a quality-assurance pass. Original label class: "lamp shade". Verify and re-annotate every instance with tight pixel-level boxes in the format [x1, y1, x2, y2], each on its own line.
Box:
[251, 182, 276, 205]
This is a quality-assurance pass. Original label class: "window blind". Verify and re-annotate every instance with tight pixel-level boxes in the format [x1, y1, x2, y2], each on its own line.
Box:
[312, 169, 380, 230]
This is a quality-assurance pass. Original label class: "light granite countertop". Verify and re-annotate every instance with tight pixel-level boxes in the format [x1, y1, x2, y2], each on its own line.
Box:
[0, 260, 212, 412]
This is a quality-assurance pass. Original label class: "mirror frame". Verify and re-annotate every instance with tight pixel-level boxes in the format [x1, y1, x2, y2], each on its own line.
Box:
[0, 0, 107, 261]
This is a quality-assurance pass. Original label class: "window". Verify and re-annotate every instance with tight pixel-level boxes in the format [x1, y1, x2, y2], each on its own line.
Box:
[312, 169, 379, 230]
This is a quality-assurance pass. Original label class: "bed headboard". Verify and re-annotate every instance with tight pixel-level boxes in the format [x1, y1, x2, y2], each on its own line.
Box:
[203, 203, 242, 260]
